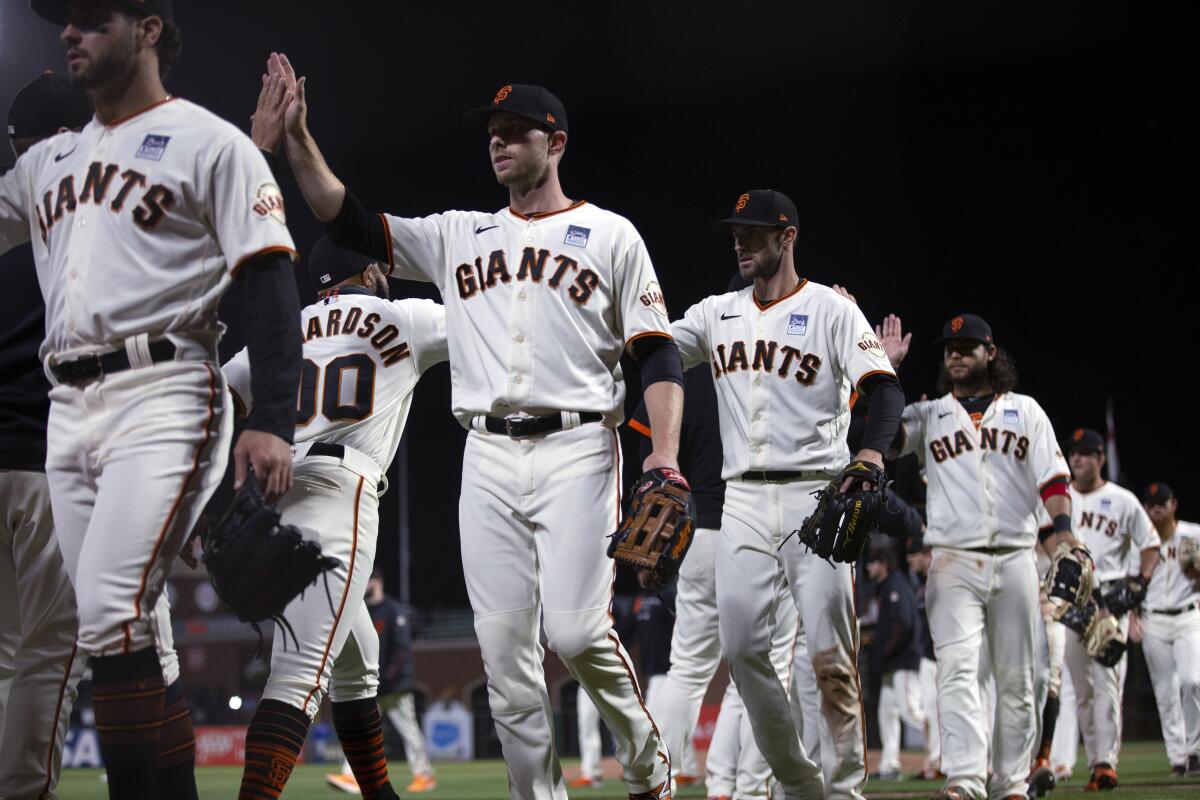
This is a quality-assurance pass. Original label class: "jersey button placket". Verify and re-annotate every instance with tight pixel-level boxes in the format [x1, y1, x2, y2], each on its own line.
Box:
[507, 221, 537, 406]
[748, 317, 768, 469]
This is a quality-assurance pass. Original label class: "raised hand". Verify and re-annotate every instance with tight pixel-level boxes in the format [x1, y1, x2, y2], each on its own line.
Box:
[267, 52, 307, 140]
[250, 72, 290, 154]
[875, 313, 912, 369]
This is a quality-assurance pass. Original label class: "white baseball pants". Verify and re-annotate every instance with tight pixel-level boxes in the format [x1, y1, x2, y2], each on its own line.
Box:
[459, 423, 668, 800]
[576, 684, 603, 781]
[927, 546, 1039, 800]
[1062, 613, 1128, 769]
[1141, 608, 1200, 766]
[919, 657, 941, 775]
[877, 669, 925, 774]
[717, 478, 866, 800]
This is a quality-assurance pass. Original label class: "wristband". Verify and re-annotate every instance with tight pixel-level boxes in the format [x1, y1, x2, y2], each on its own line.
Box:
[1052, 513, 1072, 534]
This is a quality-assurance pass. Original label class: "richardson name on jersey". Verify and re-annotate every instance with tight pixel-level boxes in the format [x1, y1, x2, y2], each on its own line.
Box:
[928, 426, 1030, 464]
[305, 302, 412, 367]
[454, 247, 600, 305]
[36, 161, 175, 238]
[710, 338, 822, 385]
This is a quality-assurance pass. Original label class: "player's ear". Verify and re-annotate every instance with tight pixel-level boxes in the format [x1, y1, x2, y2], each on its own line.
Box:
[780, 225, 798, 248]
[135, 14, 163, 48]
[548, 130, 567, 158]
[984, 343, 997, 362]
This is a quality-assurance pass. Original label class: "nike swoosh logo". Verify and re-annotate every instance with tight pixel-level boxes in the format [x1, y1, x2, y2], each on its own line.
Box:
[54, 146, 76, 162]
[721, 313, 741, 320]
[475, 225, 499, 235]
[938, 412, 953, 419]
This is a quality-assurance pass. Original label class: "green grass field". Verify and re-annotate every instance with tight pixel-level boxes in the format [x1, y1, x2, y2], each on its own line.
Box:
[54, 741, 1200, 798]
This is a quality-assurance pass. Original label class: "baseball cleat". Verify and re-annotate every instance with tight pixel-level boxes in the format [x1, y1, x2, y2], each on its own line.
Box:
[1189, 753, 1200, 774]
[874, 769, 903, 781]
[675, 773, 701, 786]
[922, 767, 947, 780]
[569, 775, 604, 788]
[628, 780, 671, 800]
[932, 787, 971, 800]
[325, 772, 362, 794]
[1170, 764, 1187, 777]
[406, 773, 437, 793]
[1028, 757, 1056, 797]
[1083, 763, 1118, 791]
[1052, 764, 1072, 782]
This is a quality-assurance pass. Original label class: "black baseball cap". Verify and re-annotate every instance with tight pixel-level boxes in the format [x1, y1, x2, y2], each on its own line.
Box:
[866, 535, 896, 565]
[712, 189, 798, 233]
[904, 532, 926, 554]
[934, 313, 994, 347]
[307, 236, 372, 291]
[1066, 427, 1105, 454]
[463, 84, 567, 134]
[1143, 482, 1175, 505]
[31, 0, 174, 25]
[8, 72, 92, 141]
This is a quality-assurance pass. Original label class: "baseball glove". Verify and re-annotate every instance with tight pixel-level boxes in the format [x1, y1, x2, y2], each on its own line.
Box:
[200, 470, 339, 630]
[608, 468, 697, 589]
[1100, 575, 1148, 618]
[1054, 599, 1127, 667]
[1043, 542, 1095, 608]
[793, 460, 886, 564]
[1179, 536, 1200, 575]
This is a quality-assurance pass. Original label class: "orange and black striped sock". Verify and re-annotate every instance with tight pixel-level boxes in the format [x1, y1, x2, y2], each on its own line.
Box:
[91, 648, 165, 800]
[332, 698, 398, 799]
[154, 679, 198, 800]
[238, 699, 310, 800]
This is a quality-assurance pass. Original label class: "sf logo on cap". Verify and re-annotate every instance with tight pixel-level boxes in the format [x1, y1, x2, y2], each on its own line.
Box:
[493, 85, 512, 105]
[735, 193, 750, 212]
[1151, 484, 1159, 496]
[1073, 429, 1084, 441]
[950, 316, 964, 333]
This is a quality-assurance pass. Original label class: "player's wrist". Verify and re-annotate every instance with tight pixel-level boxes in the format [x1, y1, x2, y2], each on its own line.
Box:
[851, 448, 884, 468]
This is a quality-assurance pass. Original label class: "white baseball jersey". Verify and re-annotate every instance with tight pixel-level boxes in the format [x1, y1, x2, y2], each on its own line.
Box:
[1145, 521, 1200, 611]
[671, 280, 895, 478]
[0, 98, 295, 360]
[377, 201, 670, 425]
[900, 392, 1069, 549]
[223, 292, 447, 471]
[1070, 482, 1159, 582]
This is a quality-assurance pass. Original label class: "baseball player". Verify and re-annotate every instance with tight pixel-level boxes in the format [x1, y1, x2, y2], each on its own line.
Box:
[1028, 531, 1067, 797]
[866, 537, 925, 782]
[222, 238, 447, 800]
[1, 3, 302, 797]
[1137, 482, 1200, 776]
[270, 52, 685, 799]
[1060, 427, 1159, 790]
[671, 189, 905, 800]
[893, 313, 1086, 800]
[327, 568, 438, 795]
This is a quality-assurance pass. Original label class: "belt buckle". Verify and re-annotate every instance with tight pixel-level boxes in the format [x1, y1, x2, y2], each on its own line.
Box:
[504, 418, 521, 438]
[61, 352, 102, 385]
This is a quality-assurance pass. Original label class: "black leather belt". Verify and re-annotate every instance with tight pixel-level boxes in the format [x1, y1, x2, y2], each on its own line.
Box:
[484, 411, 602, 438]
[50, 340, 176, 386]
[965, 545, 1025, 556]
[309, 441, 344, 459]
[741, 470, 809, 482]
[1148, 602, 1200, 616]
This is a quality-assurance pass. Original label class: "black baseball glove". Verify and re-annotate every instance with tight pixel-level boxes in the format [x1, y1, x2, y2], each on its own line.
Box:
[608, 467, 697, 589]
[793, 460, 887, 564]
[1100, 575, 1148, 618]
[199, 470, 339, 630]
[1055, 599, 1126, 667]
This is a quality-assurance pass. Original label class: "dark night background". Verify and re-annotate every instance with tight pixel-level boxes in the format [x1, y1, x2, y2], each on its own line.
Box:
[1, 2, 1188, 611]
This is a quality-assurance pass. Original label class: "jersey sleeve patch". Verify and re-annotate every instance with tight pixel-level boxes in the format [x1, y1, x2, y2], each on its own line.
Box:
[639, 280, 668, 317]
[251, 181, 286, 225]
[857, 332, 890, 361]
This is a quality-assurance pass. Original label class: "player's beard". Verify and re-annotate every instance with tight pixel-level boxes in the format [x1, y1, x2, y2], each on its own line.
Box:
[739, 244, 784, 283]
[70, 30, 138, 91]
[949, 358, 991, 395]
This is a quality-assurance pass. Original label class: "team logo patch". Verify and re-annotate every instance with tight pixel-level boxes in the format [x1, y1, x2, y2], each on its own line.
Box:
[564, 225, 591, 247]
[318, 272, 332, 285]
[1100, 498, 1113, 511]
[1004, 409, 1019, 425]
[251, 182, 286, 224]
[788, 314, 809, 335]
[639, 281, 668, 317]
[856, 332, 888, 359]
[135, 134, 170, 161]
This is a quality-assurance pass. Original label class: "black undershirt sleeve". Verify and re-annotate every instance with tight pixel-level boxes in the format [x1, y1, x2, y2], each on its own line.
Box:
[631, 334, 684, 389]
[856, 373, 904, 455]
[324, 189, 390, 264]
[236, 251, 302, 443]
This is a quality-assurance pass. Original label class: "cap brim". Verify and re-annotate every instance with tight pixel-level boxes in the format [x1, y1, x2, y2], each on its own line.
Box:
[711, 218, 788, 234]
[30, 0, 69, 25]
[462, 106, 555, 132]
[932, 335, 992, 347]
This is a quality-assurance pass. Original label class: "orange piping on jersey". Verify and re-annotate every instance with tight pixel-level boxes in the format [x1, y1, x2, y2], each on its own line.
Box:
[848, 391, 859, 411]
[230, 245, 300, 276]
[41, 641, 78, 798]
[752, 278, 807, 312]
[302, 475, 365, 714]
[507, 200, 588, 221]
[624, 330, 674, 349]
[125, 363, 220, 653]
[854, 369, 895, 391]
[628, 418, 652, 438]
[228, 387, 247, 420]
[377, 214, 396, 275]
[104, 96, 179, 128]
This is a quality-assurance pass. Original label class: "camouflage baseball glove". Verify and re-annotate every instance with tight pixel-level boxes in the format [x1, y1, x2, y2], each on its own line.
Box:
[794, 460, 886, 564]
[608, 467, 697, 589]
[1044, 542, 1095, 608]
[1100, 575, 1148, 618]
[200, 470, 339, 630]
[1054, 600, 1127, 667]
[1179, 536, 1200, 576]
